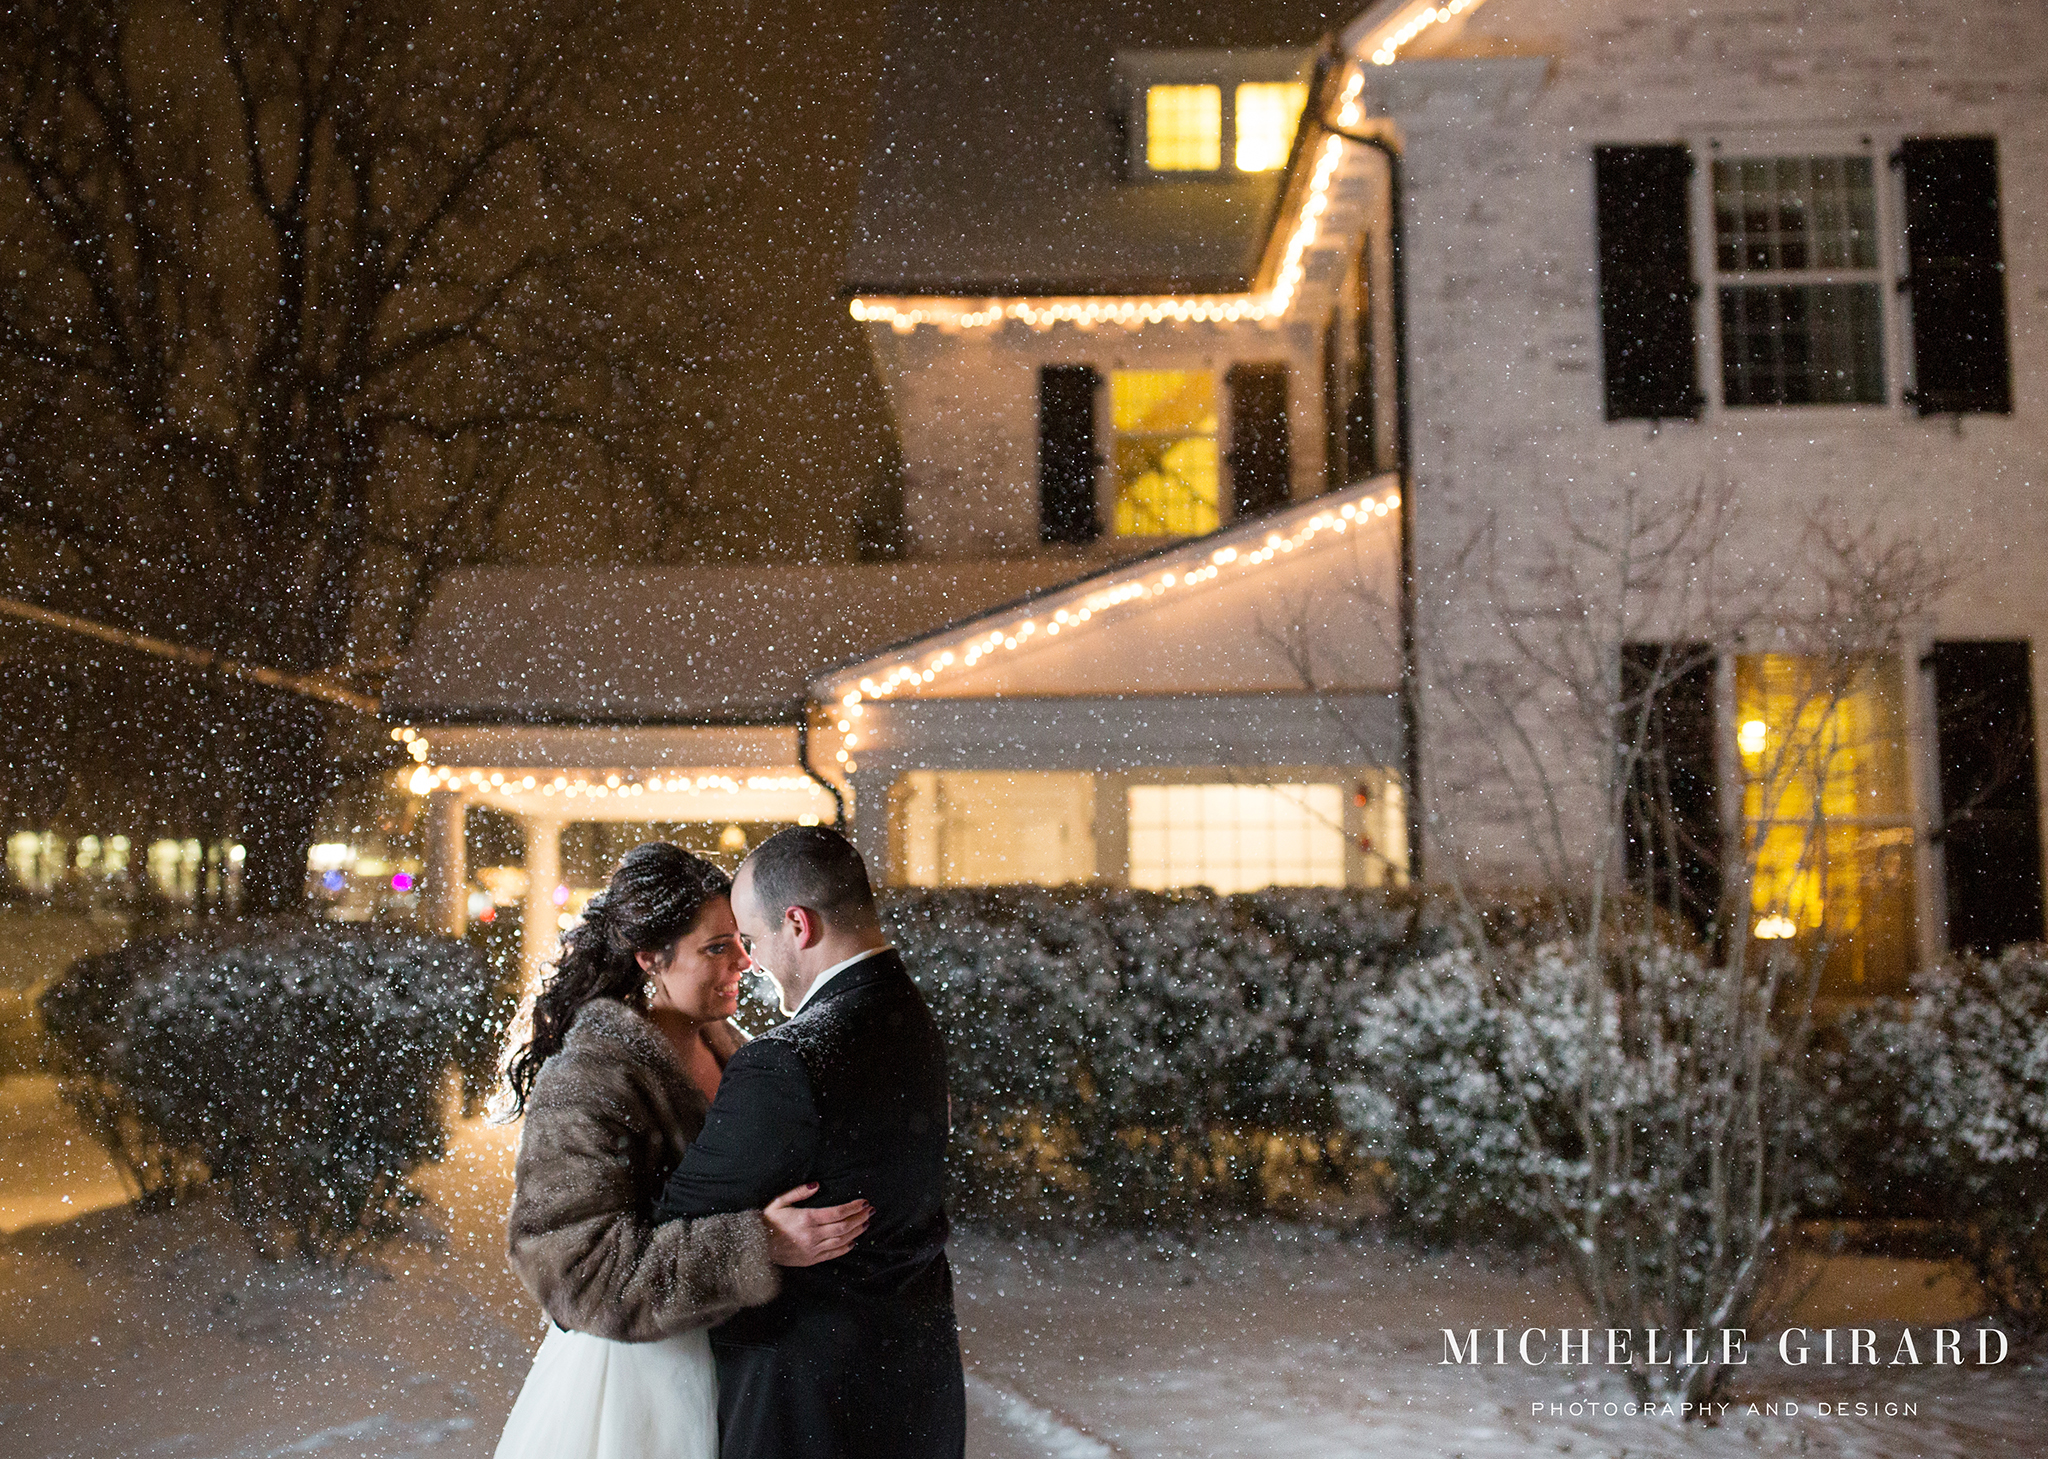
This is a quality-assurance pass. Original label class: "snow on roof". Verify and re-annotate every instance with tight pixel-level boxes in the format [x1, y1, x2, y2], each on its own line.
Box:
[845, 0, 1339, 297]
[382, 560, 1085, 725]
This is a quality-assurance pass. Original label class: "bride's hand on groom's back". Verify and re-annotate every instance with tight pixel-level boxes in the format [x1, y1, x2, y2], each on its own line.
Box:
[761, 1184, 871, 1267]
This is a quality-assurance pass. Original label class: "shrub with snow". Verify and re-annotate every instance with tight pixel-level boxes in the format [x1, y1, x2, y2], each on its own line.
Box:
[1831, 950, 2048, 1335]
[41, 919, 495, 1258]
[878, 885, 1436, 1227]
[1354, 938, 1828, 1399]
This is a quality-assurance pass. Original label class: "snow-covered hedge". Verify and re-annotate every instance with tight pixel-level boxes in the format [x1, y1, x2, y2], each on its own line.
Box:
[1830, 950, 2048, 1334]
[879, 886, 1441, 1226]
[41, 920, 496, 1258]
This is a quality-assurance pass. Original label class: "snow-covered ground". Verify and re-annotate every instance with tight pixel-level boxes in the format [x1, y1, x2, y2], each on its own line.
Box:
[2, 1075, 2041, 1459]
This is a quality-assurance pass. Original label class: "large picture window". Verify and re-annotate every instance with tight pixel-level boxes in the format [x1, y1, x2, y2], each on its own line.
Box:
[1111, 369, 1220, 537]
[1736, 654, 1915, 993]
[1712, 155, 1886, 406]
[1127, 782, 1345, 894]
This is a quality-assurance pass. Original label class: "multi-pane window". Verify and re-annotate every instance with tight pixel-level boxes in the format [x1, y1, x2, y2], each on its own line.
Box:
[1144, 85, 1222, 172]
[1232, 83, 1308, 172]
[1736, 653, 1915, 993]
[1712, 156, 1886, 406]
[1127, 783, 1346, 894]
[1110, 369, 1219, 537]
[1140, 81, 1305, 176]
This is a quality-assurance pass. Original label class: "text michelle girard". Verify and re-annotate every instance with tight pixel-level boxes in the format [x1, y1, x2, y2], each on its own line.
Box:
[1441, 1326, 2011, 1368]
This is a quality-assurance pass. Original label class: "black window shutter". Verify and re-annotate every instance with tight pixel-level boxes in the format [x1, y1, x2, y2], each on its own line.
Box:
[1899, 137, 2012, 415]
[1622, 643, 1722, 941]
[1932, 640, 2044, 954]
[1226, 363, 1290, 518]
[1594, 145, 1701, 421]
[1038, 365, 1101, 544]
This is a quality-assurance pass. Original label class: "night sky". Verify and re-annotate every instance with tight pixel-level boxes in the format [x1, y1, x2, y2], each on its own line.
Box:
[529, 0, 897, 565]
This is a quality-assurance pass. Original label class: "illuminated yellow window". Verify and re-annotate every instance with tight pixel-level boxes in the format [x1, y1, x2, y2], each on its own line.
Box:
[1145, 85, 1221, 172]
[1737, 654, 1915, 993]
[1234, 82, 1308, 172]
[1110, 370, 1220, 537]
[1128, 783, 1346, 893]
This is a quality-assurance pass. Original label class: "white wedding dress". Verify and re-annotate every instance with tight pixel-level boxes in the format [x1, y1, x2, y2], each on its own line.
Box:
[494, 1320, 718, 1459]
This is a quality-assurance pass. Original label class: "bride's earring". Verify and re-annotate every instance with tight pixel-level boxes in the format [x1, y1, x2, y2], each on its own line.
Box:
[642, 974, 660, 1007]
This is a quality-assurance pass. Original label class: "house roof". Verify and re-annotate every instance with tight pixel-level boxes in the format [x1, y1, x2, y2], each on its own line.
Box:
[845, 0, 1346, 297]
[814, 473, 1406, 705]
[381, 560, 1085, 725]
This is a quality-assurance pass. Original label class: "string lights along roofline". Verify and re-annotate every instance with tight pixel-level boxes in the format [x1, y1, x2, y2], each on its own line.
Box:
[847, 0, 1488, 336]
[817, 484, 1401, 772]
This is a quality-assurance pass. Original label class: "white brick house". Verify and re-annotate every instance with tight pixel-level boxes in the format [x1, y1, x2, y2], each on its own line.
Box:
[390, 0, 2046, 994]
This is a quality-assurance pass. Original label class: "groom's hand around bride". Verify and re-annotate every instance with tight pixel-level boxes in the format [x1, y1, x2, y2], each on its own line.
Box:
[762, 1184, 871, 1267]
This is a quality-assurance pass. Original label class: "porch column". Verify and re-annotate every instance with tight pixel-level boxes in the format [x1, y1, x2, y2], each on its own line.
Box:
[520, 814, 564, 989]
[846, 769, 894, 886]
[422, 791, 469, 937]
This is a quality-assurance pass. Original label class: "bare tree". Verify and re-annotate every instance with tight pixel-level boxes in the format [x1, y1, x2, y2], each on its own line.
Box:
[1417, 483, 1946, 1403]
[0, 0, 730, 909]
[1279, 478, 1948, 1405]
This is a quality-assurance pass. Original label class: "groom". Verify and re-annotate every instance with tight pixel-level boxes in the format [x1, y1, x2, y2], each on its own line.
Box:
[653, 826, 965, 1459]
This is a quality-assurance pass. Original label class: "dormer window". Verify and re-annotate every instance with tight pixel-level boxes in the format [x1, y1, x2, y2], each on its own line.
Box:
[1121, 50, 1311, 179]
[1233, 83, 1309, 171]
[1145, 86, 1222, 172]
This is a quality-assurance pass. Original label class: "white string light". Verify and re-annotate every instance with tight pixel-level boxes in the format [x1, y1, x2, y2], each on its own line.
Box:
[401, 765, 826, 801]
[831, 486, 1400, 707]
[849, 0, 1489, 335]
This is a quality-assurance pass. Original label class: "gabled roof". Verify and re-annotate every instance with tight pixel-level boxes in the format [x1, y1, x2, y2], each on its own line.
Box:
[845, 0, 1344, 297]
[381, 560, 1084, 726]
[814, 475, 1406, 706]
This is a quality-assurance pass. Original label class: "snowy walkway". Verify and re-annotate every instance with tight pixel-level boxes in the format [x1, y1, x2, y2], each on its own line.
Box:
[2, 1079, 2042, 1458]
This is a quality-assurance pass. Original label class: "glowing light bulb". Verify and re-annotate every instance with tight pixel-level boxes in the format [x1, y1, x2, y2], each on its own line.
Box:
[1738, 720, 1768, 755]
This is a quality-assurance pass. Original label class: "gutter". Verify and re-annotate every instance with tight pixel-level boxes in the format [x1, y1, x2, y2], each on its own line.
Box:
[796, 712, 849, 831]
[1308, 42, 1425, 886]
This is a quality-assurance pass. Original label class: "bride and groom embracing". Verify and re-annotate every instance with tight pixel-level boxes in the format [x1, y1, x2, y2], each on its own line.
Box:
[494, 827, 965, 1459]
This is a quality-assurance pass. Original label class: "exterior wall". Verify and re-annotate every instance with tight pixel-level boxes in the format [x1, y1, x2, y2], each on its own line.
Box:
[865, 315, 1336, 560]
[1376, 0, 2048, 954]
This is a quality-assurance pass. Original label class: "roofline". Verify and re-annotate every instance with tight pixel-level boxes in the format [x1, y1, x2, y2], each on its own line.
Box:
[381, 704, 806, 730]
[811, 473, 1402, 701]
[844, 0, 1492, 330]
[840, 273, 1254, 300]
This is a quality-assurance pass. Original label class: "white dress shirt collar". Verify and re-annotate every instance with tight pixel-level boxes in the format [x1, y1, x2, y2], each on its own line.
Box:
[792, 945, 893, 1016]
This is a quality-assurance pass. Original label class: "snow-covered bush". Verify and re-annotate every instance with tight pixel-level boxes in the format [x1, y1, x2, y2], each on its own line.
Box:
[41, 920, 495, 1258]
[1356, 939, 1825, 1399]
[881, 886, 1436, 1227]
[1830, 950, 2048, 1335]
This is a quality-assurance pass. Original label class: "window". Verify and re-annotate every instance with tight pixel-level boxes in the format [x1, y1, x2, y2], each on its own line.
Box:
[1111, 369, 1219, 537]
[890, 772, 1096, 887]
[1233, 82, 1308, 172]
[1128, 783, 1346, 894]
[1144, 85, 1221, 172]
[1129, 59, 1308, 178]
[1712, 156, 1886, 406]
[1737, 654, 1915, 993]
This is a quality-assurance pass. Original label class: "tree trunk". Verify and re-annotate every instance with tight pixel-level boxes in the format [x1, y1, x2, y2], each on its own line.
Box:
[233, 695, 334, 915]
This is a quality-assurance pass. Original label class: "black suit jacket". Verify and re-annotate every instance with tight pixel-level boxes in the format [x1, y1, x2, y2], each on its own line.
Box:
[654, 950, 963, 1459]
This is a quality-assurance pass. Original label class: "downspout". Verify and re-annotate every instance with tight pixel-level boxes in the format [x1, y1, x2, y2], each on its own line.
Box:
[796, 708, 849, 831]
[1312, 46, 1423, 885]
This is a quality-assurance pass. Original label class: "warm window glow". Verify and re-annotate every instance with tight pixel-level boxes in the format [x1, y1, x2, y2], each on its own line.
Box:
[1128, 783, 1346, 894]
[890, 772, 1096, 886]
[1111, 370, 1219, 537]
[1234, 82, 1308, 172]
[1145, 85, 1221, 172]
[1738, 654, 1915, 993]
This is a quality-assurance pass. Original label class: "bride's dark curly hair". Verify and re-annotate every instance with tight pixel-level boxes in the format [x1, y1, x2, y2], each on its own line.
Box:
[504, 841, 731, 1116]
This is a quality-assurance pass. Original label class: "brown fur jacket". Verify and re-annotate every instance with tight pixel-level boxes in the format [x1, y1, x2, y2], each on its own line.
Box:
[506, 998, 779, 1342]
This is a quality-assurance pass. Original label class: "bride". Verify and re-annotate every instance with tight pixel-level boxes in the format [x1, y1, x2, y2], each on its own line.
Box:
[494, 841, 871, 1459]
